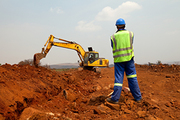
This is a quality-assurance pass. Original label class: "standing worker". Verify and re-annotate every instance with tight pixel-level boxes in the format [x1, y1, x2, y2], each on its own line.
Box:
[106, 18, 142, 104]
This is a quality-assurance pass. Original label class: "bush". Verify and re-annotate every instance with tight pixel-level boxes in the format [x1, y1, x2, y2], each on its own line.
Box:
[18, 59, 34, 66]
[157, 60, 162, 65]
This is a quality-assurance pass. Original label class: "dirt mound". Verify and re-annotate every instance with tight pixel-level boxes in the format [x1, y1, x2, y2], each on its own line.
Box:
[0, 63, 180, 120]
[136, 63, 180, 73]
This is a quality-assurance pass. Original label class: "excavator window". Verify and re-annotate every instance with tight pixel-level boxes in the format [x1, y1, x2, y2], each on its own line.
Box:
[84, 52, 99, 64]
[94, 53, 99, 60]
[89, 53, 99, 63]
[84, 53, 89, 64]
[89, 53, 94, 63]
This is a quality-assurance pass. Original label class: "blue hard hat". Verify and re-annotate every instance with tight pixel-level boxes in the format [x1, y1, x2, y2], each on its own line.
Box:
[115, 18, 126, 25]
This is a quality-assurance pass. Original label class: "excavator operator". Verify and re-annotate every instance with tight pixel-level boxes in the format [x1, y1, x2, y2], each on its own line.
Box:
[89, 53, 94, 63]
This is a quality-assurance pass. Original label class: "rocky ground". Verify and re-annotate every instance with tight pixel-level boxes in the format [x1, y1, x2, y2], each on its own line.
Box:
[0, 63, 180, 120]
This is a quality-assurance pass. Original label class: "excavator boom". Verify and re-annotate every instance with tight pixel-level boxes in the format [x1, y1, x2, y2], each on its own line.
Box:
[33, 35, 86, 67]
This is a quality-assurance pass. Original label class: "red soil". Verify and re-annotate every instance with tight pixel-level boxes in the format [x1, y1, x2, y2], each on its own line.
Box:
[0, 63, 179, 120]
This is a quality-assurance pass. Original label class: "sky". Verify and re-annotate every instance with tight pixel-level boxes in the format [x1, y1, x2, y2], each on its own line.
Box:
[0, 0, 180, 65]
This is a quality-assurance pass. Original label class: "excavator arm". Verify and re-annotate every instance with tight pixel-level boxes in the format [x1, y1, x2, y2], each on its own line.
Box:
[33, 35, 86, 67]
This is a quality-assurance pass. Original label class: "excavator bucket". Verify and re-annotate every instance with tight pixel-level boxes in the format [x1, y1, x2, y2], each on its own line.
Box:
[33, 53, 45, 67]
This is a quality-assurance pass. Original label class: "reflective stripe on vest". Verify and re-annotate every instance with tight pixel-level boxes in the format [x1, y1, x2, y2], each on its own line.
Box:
[113, 50, 134, 58]
[126, 74, 137, 78]
[114, 83, 123, 87]
[111, 30, 134, 62]
[112, 31, 133, 54]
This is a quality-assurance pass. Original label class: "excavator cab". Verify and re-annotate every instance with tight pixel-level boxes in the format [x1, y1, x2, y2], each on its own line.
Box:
[84, 52, 99, 64]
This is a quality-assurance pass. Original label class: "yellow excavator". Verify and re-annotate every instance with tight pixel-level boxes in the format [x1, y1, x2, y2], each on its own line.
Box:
[33, 35, 109, 71]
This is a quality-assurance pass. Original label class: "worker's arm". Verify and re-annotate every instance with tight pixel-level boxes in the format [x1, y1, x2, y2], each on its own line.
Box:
[111, 39, 113, 48]
[132, 33, 134, 44]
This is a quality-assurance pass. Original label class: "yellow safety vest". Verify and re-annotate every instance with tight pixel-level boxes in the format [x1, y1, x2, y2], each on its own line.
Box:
[111, 30, 134, 63]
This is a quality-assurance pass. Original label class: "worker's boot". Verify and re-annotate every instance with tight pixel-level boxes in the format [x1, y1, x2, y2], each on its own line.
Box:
[106, 98, 119, 104]
[135, 98, 143, 103]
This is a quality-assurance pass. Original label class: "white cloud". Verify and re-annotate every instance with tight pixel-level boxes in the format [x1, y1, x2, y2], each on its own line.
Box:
[75, 21, 101, 32]
[75, 1, 141, 32]
[95, 1, 142, 21]
[50, 7, 64, 14]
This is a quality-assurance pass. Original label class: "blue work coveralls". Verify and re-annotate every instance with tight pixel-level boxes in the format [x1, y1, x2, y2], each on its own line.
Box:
[110, 29, 142, 102]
